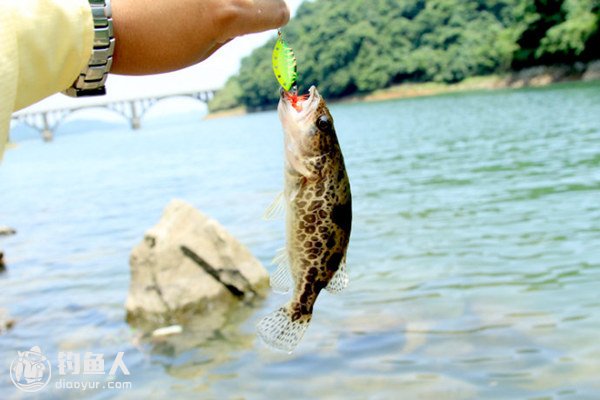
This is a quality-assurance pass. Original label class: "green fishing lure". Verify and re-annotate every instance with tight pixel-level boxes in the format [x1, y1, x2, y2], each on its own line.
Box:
[272, 31, 298, 91]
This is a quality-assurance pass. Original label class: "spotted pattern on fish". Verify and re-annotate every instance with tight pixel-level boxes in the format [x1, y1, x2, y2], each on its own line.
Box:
[284, 97, 352, 323]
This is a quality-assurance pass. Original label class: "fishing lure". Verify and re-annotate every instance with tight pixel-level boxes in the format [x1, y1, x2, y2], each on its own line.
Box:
[272, 30, 298, 92]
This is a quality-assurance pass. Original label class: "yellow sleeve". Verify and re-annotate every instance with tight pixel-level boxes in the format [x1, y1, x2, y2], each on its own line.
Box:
[0, 0, 94, 159]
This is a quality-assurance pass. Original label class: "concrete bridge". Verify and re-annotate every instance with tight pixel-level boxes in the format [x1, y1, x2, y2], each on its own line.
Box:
[11, 89, 216, 141]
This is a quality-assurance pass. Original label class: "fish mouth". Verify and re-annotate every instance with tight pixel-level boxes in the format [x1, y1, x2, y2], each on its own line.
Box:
[280, 85, 320, 117]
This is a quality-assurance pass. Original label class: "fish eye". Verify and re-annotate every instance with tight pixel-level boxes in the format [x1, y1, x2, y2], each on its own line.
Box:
[316, 115, 331, 131]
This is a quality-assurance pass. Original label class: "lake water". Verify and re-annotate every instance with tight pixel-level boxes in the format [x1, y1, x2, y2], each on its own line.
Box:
[1, 82, 599, 399]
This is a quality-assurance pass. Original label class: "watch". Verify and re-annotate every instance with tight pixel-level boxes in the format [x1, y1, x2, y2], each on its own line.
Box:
[63, 0, 114, 97]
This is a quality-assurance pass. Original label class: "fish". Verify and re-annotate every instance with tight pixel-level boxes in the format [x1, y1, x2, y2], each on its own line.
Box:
[257, 86, 352, 352]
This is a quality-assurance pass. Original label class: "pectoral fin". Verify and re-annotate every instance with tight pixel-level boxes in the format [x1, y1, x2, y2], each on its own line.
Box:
[263, 192, 285, 220]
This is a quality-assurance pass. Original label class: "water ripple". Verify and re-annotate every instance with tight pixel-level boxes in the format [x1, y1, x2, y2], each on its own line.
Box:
[1, 82, 599, 398]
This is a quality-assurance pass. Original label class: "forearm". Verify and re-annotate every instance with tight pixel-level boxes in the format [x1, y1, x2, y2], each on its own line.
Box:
[110, 0, 290, 75]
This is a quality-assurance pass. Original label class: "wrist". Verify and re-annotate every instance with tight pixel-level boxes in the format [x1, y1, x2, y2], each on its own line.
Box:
[63, 0, 114, 97]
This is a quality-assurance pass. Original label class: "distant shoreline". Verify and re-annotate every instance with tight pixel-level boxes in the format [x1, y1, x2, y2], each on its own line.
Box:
[203, 106, 247, 120]
[206, 61, 600, 119]
[353, 62, 600, 103]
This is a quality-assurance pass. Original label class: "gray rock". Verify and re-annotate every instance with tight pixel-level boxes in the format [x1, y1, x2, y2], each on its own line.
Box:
[126, 199, 269, 327]
[583, 60, 600, 81]
[0, 226, 16, 236]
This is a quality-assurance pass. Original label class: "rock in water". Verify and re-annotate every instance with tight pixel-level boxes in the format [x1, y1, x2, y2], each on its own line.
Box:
[0, 308, 15, 334]
[126, 199, 269, 326]
[0, 226, 16, 236]
[583, 60, 600, 81]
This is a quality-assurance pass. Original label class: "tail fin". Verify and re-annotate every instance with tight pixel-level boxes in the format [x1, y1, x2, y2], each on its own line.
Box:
[256, 306, 311, 353]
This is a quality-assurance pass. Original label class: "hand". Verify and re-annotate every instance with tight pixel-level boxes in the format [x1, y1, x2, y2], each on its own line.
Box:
[110, 0, 290, 75]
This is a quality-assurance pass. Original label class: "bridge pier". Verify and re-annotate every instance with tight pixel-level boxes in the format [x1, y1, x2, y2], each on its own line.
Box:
[129, 101, 141, 130]
[42, 129, 53, 142]
[42, 113, 53, 141]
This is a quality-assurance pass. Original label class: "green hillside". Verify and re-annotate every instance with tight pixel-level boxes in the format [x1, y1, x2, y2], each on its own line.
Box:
[209, 0, 599, 112]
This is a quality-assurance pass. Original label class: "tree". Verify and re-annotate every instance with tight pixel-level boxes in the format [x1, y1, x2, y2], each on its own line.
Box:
[209, 0, 599, 111]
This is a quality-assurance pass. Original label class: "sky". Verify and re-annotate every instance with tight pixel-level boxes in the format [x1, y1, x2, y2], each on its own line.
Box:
[17, 0, 304, 114]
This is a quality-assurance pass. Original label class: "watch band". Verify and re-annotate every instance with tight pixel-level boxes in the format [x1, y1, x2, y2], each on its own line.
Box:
[63, 0, 114, 97]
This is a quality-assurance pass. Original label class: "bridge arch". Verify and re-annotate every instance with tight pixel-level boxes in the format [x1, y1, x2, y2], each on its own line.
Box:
[141, 96, 209, 123]
[9, 89, 217, 140]
[58, 107, 130, 131]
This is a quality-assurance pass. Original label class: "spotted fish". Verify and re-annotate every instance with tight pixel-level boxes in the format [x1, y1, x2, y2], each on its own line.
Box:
[257, 86, 352, 352]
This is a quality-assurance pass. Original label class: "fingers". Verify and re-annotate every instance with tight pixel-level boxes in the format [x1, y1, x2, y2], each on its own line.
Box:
[110, 0, 290, 75]
[214, 0, 290, 42]
[246, 0, 291, 32]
